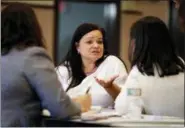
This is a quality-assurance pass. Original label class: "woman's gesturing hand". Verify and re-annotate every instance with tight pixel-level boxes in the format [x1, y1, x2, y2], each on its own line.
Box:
[94, 75, 119, 88]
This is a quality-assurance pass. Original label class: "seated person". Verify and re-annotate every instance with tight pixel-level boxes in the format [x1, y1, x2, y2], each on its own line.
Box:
[56, 23, 128, 108]
[115, 16, 184, 118]
[1, 3, 90, 127]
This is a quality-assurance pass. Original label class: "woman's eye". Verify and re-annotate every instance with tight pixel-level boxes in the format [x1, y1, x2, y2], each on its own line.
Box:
[86, 41, 92, 44]
[97, 40, 103, 44]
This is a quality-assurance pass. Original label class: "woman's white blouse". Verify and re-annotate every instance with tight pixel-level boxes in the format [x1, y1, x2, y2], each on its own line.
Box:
[56, 55, 128, 107]
[115, 65, 184, 118]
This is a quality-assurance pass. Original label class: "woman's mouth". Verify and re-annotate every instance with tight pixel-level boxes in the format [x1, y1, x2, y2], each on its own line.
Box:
[92, 51, 100, 54]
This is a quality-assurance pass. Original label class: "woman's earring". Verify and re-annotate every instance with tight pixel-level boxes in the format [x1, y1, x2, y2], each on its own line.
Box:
[77, 49, 80, 54]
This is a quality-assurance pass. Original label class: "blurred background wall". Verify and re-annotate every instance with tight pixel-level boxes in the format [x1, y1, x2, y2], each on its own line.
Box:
[2, 0, 182, 71]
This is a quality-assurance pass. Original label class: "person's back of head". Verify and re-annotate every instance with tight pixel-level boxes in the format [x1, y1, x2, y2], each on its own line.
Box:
[1, 2, 45, 56]
[129, 16, 184, 77]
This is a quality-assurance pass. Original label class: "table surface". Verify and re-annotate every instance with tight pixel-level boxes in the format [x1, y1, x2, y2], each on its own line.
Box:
[42, 108, 184, 127]
[71, 108, 185, 127]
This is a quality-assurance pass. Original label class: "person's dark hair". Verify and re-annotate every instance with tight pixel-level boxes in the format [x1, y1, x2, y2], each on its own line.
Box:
[57, 23, 109, 91]
[2, 2, 45, 55]
[129, 16, 184, 77]
[178, 0, 185, 31]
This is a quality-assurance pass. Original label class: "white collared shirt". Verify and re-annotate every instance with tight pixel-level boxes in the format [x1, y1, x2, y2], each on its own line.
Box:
[56, 55, 128, 107]
[115, 65, 184, 118]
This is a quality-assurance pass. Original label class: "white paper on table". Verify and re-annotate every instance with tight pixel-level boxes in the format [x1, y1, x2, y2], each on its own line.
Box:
[81, 108, 121, 121]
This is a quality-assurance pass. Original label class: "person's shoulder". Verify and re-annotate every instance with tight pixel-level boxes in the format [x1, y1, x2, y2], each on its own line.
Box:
[24, 46, 47, 55]
[22, 46, 53, 67]
[129, 65, 142, 77]
[56, 65, 68, 72]
[105, 55, 127, 67]
[24, 46, 51, 59]
[106, 55, 119, 60]
[56, 64, 70, 77]
[102, 55, 128, 72]
[104, 55, 123, 63]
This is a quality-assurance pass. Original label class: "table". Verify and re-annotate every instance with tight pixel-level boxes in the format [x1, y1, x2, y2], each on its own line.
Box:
[42, 108, 184, 127]
[71, 108, 185, 128]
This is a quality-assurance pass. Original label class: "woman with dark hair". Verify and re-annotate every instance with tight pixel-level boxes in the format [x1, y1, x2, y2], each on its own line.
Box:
[56, 23, 128, 107]
[115, 16, 184, 118]
[1, 3, 91, 127]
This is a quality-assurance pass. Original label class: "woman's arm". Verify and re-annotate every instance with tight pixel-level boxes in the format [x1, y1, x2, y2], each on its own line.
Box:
[23, 47, 81, 118]
[115, 66, 143, 115]
[55, 65, 70, 91]
[95, 55, 128, 100]
[103, 84, 121, 100]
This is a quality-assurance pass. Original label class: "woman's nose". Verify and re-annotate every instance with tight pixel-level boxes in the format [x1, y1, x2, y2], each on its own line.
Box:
[93, 42, 99, 47]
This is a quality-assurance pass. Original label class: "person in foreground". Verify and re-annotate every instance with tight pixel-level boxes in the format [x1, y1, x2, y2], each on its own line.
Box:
[1, 3, 91, 127]
[115, 16, 185, 118]
[56, 23, 128, 107]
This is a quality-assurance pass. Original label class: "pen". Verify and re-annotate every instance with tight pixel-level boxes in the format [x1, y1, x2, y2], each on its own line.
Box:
[86, 86, 91, 94]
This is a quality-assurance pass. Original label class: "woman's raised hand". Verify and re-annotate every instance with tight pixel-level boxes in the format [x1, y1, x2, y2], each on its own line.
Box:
[94, 75, 119, 88]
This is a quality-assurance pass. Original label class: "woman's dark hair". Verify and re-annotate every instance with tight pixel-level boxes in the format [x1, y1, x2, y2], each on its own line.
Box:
[57, 23, 109, 91]
[129, 16, 184, 77]
[2, 2, 45, 55]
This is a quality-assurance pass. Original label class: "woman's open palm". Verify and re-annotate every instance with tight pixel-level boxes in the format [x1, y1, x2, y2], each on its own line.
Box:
[94, 75, 119, 88]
